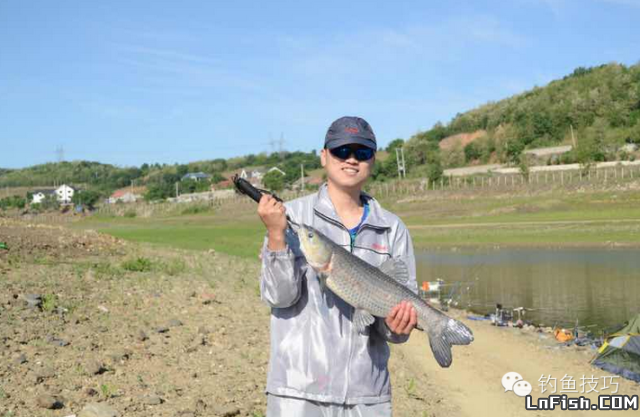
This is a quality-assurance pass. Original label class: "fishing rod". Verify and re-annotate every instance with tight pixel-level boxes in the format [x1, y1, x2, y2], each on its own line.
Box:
[232, 174, 300, 232]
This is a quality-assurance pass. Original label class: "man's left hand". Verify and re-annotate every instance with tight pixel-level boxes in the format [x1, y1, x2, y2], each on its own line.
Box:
[385, 301, 417, 335]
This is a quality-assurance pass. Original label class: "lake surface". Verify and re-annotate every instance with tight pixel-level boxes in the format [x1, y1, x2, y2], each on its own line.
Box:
[415, 248, 640, 333]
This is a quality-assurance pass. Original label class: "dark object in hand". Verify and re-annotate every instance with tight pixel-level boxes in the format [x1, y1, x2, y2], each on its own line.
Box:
[232, 174, 283, 204]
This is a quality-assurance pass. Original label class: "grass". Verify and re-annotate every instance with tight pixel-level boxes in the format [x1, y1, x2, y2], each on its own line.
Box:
[387, 190, 640, 247]
[180, 204, 212, 215]
[121, 257, 153, 272]
[75, 211, 265, 258]
[41, 293, 57, 312]
[72, 188, 640, 253]
[100, 383, 116, 399]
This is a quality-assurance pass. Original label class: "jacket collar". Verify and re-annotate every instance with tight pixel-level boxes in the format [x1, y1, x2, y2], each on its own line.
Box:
[313, 183, 390, 230]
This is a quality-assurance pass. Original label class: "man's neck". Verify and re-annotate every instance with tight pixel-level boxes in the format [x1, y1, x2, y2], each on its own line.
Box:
[326, 181, 363, 216]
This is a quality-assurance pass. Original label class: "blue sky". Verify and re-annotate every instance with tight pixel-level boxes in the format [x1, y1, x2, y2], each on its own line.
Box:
[0, 0, 638, 169]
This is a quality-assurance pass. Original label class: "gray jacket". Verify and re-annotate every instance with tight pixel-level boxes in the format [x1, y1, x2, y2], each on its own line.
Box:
[260, 184, 417, 405]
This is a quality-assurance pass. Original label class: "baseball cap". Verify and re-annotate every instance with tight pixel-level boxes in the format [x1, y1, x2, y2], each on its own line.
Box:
[324, 116, 377, 151]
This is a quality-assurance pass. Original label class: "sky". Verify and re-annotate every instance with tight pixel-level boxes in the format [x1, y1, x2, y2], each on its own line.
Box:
[0, 0, 638, 169]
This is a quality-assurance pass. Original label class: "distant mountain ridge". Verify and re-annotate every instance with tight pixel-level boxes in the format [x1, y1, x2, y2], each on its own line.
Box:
[402, 62, 640, 173]
[3, 63, 639, 190]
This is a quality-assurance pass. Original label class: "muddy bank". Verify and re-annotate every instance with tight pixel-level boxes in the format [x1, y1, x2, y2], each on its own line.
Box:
[1, 220, 637, 417]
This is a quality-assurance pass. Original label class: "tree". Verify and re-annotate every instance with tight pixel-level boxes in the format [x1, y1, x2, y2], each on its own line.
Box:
[464, 142, 481, 162]
[425, 153, 443, 182]
[263, 170, 285, 191]
[40, 194, 60, 211]
[211, 172, 226, 183]
[71, 190, 101, 209]
[504, 139, 525, 165]
[0, 195, 26, 210]
[145, 182, 174, 201]
[385, 139, 404, 153]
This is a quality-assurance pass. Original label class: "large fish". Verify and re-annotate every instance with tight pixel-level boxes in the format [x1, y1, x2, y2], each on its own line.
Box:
[298, 224, 474, 368]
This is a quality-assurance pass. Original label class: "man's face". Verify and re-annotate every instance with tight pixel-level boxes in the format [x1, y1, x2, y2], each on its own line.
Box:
[321, 145, 374, 190]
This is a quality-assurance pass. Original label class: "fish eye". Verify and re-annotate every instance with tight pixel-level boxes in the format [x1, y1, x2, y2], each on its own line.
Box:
[307, 231, 314, 239]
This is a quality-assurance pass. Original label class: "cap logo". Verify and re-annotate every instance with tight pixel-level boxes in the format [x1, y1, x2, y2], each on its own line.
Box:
[345, 127, 359, 134]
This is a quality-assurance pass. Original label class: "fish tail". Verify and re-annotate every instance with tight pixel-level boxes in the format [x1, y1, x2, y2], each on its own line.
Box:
[419, 310, 474, 368]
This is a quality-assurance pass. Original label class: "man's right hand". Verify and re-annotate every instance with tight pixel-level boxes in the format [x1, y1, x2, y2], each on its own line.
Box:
[258, 194, 287, 251]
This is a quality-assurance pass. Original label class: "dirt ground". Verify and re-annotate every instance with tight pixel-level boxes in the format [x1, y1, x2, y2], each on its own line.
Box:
[1, 219, 638, 417]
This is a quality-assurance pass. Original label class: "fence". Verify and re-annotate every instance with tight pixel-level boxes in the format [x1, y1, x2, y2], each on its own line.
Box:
[14, 164, 639, 223]
[96, 189, 313, 218]
[366, 164, 640, 200]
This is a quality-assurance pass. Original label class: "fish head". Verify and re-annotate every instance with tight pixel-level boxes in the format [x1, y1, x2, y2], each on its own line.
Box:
[298, 224, 333, 271]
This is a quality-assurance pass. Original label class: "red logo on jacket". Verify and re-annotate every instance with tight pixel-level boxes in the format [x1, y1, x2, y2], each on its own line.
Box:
[371, 243, 387, 252]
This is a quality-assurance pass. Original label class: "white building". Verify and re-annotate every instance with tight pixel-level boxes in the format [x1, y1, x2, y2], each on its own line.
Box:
[55, 184, 76, 204]
[30, 184, 77, 204]
[31, 189, 55, 204]
[267, 167, 286, 176]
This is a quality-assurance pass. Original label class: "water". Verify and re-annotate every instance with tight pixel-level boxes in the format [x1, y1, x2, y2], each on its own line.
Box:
[416, 248, 640, 333]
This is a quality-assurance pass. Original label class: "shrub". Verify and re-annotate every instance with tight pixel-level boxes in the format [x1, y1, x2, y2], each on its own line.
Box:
[181, 204, 211, 215]
[41, 294, 58, 312]
[121, 257, 153, 272]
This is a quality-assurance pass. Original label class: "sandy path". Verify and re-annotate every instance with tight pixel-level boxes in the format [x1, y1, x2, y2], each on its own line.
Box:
[394, 313, 640, 416]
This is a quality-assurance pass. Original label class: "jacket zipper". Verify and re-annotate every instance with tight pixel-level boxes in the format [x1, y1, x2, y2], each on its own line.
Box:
[313, 208, 354, 401]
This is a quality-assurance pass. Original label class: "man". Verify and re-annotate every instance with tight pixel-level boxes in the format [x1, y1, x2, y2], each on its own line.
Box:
[258, 116, 418, 416]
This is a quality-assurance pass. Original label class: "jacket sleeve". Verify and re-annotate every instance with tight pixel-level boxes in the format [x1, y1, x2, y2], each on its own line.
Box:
[373, 220, 418, 344]
[259, 229, 304, 308]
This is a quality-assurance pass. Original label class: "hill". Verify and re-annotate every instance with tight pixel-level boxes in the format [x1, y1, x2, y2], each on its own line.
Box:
[402, 62, 640, 176]
[0, 152, 322, 201]
[3, 62, 639, 193]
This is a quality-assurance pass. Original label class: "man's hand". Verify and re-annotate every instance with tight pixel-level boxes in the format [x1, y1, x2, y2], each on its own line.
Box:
[257, 194, 288, 251]
[385, 301, 417, 335]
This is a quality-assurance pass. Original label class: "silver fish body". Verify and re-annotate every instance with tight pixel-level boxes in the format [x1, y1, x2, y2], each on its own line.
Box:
[298, 224, 474, 368]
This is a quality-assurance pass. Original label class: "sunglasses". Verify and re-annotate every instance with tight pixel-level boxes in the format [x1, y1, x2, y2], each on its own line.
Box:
[328, 145, 375, 161]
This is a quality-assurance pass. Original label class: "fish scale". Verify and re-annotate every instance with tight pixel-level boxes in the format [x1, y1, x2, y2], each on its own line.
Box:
[299, 224, 474, 368]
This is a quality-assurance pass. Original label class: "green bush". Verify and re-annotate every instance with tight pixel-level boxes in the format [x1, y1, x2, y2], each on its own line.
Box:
[121, 257, 153, 272]
[72, 189, 101, 209]
[181, 204, 211, 215]
[41, 294, 58, 312]
[263, 170, 285, 191]
[0, 195, 26, 210]
[161, 258, 187, 276]
[464, 142, 481, 162]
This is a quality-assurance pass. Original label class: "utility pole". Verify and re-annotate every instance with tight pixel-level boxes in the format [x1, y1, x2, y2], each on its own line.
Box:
[175, 182, 179, 199]
[570, 124, 577, 149]
[268, 133, 276, 155]
[300, 163, 305, 191]
[396, 148, 406, 179]
[278, 133, 285, 160]
[55, 146, 65, 162]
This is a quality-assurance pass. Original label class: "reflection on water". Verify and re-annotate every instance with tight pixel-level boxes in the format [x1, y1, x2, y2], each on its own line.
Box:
[416, 248, 640, 331]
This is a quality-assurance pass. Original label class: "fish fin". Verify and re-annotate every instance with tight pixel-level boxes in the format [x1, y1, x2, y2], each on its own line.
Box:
[353, 309, 375, 334]
[379, 258, 409, 284]
[317, 273, 328, 291]
[427, 318, 474, 368]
